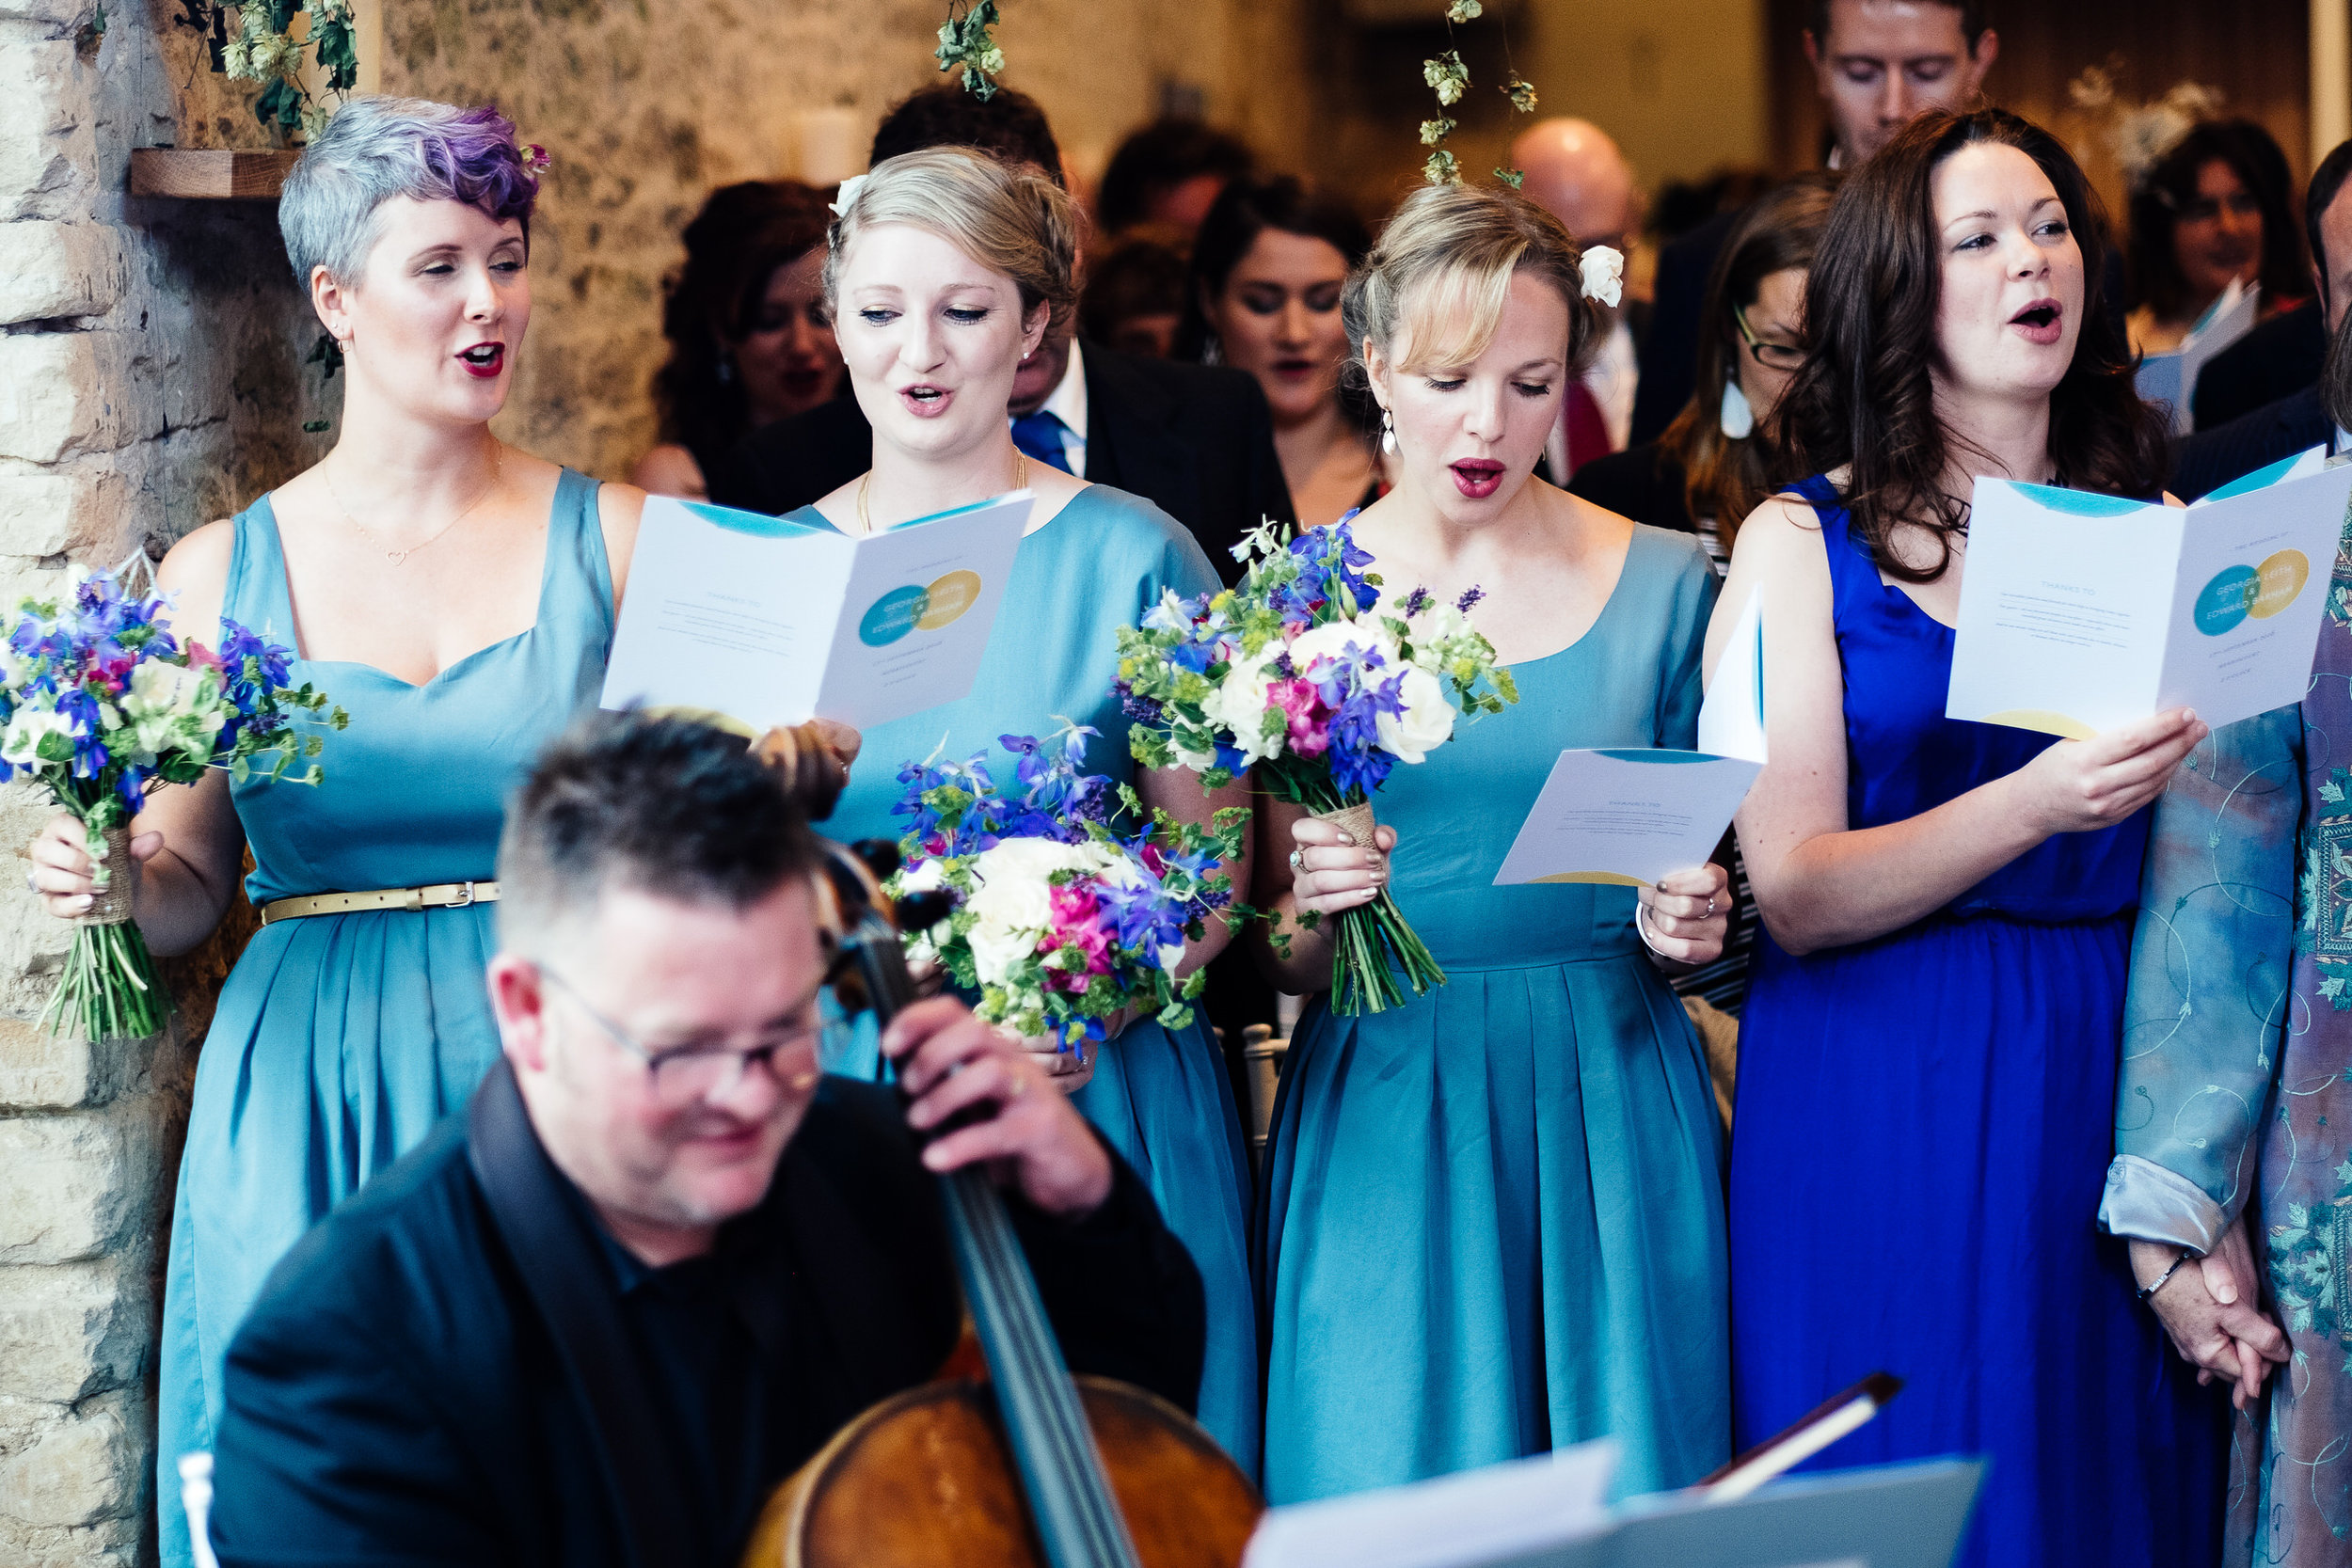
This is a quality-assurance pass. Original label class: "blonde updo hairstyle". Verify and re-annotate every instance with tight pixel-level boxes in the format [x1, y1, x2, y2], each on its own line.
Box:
[1343, 182, 1601, 389]
[822, 146, 1081, 331]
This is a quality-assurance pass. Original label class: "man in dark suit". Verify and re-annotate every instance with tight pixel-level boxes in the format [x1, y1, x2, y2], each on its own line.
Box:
[2192, 298, 2326, 431]
[1630, 0, 1998, 447]
[2171, 141, 2352, 500]
[204, 716, 1204, 1568]
[704, 86, 1293, 580]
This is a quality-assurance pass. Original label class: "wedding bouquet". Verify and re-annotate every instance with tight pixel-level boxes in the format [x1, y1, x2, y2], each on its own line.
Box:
[1, 565, 347, 1038]
[1112, 520, 1516, 1014]
[886, 725, 1247, 1052]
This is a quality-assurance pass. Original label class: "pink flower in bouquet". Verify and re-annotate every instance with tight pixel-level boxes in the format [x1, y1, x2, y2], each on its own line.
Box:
[1268, 676, 1331, 757]
[1041, 880, 1114, 992]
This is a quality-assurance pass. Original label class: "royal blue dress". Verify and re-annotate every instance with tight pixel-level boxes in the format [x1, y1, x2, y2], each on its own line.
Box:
[1728, 475, 2226, 1567]
[156, 471, 614, 1568]
[788, 484, 1263, 1479]
[1258, 525, 1730, 1504]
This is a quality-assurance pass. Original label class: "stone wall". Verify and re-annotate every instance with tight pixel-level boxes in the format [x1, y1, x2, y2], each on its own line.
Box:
[0, 0, 325, 1561]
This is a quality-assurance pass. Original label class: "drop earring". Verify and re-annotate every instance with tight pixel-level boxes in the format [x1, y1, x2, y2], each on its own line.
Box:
[1719, 378, 1755, 440]
[1379, 405, 1399, 457]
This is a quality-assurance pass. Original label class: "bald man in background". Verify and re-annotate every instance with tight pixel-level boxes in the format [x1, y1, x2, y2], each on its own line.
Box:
[1512, 118, 1647, 481]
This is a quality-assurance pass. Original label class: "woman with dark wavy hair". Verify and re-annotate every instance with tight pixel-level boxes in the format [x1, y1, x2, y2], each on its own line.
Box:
[2125, 118, 2310, 356]
[1712, 108, 2230, 1567]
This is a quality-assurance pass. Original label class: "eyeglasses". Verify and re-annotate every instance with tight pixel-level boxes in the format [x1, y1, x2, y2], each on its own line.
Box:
[1734, 303, 1807, 372]
[537, 966, 822, 1110]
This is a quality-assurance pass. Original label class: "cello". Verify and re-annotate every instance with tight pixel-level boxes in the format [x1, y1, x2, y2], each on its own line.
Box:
[739, 724, 1263, 1568]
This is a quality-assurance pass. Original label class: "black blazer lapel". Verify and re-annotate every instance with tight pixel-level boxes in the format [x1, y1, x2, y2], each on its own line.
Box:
[1083, 343, 1198, 521]
[467, 1061, 689, 1568]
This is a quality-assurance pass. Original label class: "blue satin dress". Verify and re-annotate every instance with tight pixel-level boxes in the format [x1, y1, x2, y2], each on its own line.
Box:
[792, 483, 1263, 1479]
[1728, 475, 2226, 1567]
[156, 471, 613, 1568]
[1257, 525, 1730, 1504]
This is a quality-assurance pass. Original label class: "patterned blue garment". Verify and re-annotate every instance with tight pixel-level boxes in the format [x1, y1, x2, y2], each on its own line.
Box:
[2106, 495, 2352, 1566]
[793, 483, 1263, 1480]
[1257, 525, 1730, 1503]
[1730, 474, 2226, 1568]
[157, 471, 614, 1568]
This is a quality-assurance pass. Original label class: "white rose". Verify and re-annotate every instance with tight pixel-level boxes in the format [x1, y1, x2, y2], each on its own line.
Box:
[1579, 245, 1625, 309]
[1285, 621, 1397, 682]
[1200, 645, 1287, 766]
[1374, 665, 1457, 764]
[894, 858, 949, 895]
[125, 659, 205, 715]
[0, 707, 72, 767]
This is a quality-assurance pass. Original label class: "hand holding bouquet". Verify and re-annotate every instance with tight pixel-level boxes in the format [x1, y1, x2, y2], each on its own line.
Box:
[5, 565, 348, 1038]
[1112, 519, 1516, 1014]
[886, 725, 1248, 1054]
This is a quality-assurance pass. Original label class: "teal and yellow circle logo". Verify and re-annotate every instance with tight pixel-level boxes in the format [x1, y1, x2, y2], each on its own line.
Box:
[857, 571, 986, 647]
[2196, 548, 2312, 636]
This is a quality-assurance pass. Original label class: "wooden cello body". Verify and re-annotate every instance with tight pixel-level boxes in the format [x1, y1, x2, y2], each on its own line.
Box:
[740, 812, 1262, 1568]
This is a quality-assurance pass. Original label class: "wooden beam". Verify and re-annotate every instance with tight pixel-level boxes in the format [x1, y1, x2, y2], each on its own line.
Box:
[128, 149, 300, 200]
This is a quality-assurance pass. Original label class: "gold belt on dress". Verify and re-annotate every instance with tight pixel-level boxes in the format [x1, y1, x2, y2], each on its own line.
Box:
[258, 880, 500, 926]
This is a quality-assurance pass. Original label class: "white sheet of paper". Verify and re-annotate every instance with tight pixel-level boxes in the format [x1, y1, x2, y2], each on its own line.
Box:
[1492, 590, 1766, 888]
[2134, 277, 2261, 436]
[1947, 453, 2352, 737]
[1240, 1439, 1616, 1568]
[599, 491, 1030, 731]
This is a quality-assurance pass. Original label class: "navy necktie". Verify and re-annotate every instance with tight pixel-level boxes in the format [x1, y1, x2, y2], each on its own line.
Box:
[1009, 409, 1073, 474]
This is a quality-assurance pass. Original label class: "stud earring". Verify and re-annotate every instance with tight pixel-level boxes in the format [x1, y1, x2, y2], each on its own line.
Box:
[1379, 406, 1398, 457]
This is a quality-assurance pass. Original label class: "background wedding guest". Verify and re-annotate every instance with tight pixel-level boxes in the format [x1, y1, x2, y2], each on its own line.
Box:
[19, 96, 647, 1568]
[1080, 225, 1192, 357]
[2105, 293, 2352, 1566]
[703, 85, 1294, 578]
[1570, 173, 1839, 566]
[2172, 139, 2352, 499]
[1512, 118, 1646, 476]
[793, 146, 1263, 1478]
[631, 180, 843, 499]
[1632, 0, 1997, 447]
[2125, 119, 2309, 356]
[1717, 108, 2223, 1568]
[1095, 116, 1257, 238]
[205, 713, 1207, 1568]
[1256, 181, 1732, 1505]
[1174, 174, 1377, 525]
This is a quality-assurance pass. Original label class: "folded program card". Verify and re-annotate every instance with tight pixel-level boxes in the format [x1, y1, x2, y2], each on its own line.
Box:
[2133, 276, 2260, 436]
[1946, 449, 2351, 738]
[1492, 588, 1766, 888]
[1240, 1438, 1617, 1568]
[600, 491, 1030, 732]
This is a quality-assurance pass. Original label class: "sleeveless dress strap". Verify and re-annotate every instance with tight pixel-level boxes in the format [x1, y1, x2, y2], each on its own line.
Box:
[539, 467, 616, 661]
[221, 495, 300, 651]
[1785, 473, 1876, 631]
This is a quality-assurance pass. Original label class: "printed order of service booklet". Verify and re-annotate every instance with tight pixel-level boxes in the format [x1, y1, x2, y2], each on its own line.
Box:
[1946, 449, 2352, 738]
[600, 491, 1030, 731]
[1492, 586, 1766, 888]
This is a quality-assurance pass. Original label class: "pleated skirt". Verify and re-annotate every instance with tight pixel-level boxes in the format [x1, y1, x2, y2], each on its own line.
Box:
[1257, 949, 1730, 1504]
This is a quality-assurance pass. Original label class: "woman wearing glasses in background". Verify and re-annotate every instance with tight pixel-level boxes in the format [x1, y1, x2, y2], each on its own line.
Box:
[1568, 175, 1838, 572]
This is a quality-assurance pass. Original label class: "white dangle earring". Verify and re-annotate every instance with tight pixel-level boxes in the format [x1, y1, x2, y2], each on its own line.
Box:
[1719, 378, 1755, 440]
[1379, 405, 1399, 456]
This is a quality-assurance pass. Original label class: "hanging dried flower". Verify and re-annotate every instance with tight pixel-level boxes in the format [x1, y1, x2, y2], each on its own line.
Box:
[1504, 77, 1538, 114]
[1419, 118, 1456, 147]
[1423, 51, 1469, 107]
[934, 0, 1007, 102]
[1423, 150, 1462, 185]
[1446, 0, 1483, 20]
[1493, 166, 1524, 189]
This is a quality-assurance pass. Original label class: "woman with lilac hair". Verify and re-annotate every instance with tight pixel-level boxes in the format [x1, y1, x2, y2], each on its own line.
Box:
[18, 96, 649, 1568]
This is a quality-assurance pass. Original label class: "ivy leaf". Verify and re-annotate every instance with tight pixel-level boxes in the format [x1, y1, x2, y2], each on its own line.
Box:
[313, 9, 358, 90]
[2324, 779, 2345, 803]
[1494, 166, 1524, 189]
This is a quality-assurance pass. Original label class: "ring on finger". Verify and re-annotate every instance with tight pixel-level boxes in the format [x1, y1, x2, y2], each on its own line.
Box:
[23, 868, 36, 894]
[1288, 848, 1305, 873]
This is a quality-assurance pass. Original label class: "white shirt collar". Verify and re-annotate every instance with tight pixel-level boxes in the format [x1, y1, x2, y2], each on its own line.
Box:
[1040, 338, 1089, 444]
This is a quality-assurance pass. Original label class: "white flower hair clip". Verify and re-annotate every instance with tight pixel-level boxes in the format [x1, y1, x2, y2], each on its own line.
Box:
[829, 174, 868, 221]
[1580, 245, 1625, 309]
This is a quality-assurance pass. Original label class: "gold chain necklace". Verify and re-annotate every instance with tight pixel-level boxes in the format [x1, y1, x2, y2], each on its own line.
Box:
[857, 451, 1030, 535]
[325, 444, 506, 565]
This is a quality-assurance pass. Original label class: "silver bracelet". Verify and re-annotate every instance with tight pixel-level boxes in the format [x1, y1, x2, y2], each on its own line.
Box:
[2137, 1249, 2192, 1305]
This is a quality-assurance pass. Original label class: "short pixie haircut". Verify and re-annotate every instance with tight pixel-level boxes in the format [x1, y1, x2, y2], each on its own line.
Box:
[1343, 182, 1600, 380]
[279, 95, 543, 288]
[823, 147, 1080, 325]
[497, 712, 822, 957]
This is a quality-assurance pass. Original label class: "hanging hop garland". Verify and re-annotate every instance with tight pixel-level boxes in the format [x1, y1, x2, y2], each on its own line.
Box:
[1418, 0, 1539, 187]
[935, 0, 1008, 102]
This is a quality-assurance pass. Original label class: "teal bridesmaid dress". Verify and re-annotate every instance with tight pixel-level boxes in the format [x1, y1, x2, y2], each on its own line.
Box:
[1257, 524, 1730, 1503]
[795, 483, 1263, 1480]
[156, 470, 613, 1568]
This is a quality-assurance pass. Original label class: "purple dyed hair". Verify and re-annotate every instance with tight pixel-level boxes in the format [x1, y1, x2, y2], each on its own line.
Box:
[279, 95, 548, 285]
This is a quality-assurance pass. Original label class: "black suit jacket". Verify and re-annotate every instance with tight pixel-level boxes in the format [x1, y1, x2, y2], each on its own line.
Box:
[1565, 440, 1695, 536]
[2169, 383, 2330, 501]
[2191, 299, 2327, 431]
[208, 1066, 1206, 1568]
[704, 344, 1295, 583]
